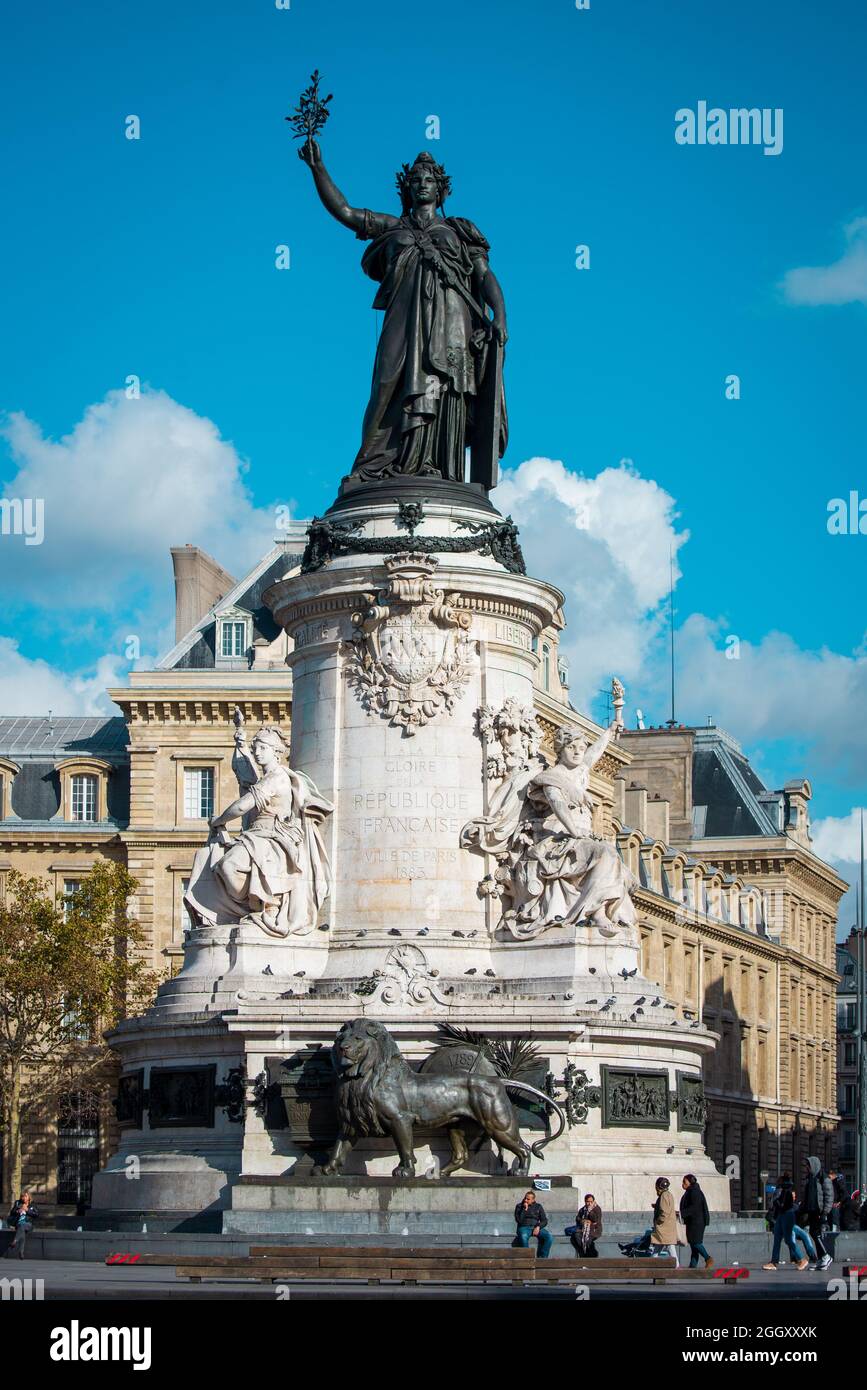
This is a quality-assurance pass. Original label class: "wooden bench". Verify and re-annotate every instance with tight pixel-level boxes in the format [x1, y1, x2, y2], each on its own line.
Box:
[108, 1246, 742, 1286]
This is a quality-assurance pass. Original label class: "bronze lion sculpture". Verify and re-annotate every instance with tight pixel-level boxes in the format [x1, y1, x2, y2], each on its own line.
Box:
[313, 1018, 565, 1179]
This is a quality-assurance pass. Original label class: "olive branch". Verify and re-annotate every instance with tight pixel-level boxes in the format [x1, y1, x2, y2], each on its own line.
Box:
[286, 69, 333, 144]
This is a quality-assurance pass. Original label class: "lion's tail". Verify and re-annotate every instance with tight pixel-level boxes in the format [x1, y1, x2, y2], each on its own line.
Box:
[503, 1080, 566, 1158]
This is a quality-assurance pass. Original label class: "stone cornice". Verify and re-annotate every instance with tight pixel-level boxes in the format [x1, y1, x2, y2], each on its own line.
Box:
[0, 829, 124, 849]
[633, 886, 787, 961]
[108, 693, 291, 727]
[684, 837, 849, 901]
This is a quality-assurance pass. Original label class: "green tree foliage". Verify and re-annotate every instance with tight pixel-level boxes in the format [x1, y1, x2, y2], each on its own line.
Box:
[0, 862, 157, 1202]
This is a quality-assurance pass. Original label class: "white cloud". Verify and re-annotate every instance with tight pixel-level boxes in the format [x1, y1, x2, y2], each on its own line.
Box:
[659, 615, 867, 782]
[810, 811, 862, 936]
[811, 808, 866, 865]
[497, 457, 687, 709]
[0, 637, 123, 716]
[781, 217, 867, 307]
[0, 388, 281, 610]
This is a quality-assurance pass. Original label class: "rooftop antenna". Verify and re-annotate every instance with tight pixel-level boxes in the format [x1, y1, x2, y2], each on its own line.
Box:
[665, 546, 677, 727]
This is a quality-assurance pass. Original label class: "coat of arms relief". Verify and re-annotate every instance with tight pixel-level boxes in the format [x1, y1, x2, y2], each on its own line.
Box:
[343, 552, 474, 735]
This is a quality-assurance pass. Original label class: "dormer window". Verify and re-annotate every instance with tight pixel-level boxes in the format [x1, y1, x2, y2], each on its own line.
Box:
[55, 758, 112, 824]
[216, 606, 251, 668]
[0, 758, 20, 819]
[221, 620, 247, 658]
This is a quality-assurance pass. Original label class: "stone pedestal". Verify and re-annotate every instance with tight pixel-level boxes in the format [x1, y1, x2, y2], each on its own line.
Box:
[91, 486, 731, 1227]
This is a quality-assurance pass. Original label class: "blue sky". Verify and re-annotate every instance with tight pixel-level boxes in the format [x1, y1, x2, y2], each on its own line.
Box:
[1, 0, 865, 916]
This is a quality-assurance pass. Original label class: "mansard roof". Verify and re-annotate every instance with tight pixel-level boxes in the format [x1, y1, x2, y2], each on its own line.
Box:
[158, 536, 306, 671]
[0, 716, 130, 827]
[0, 715, 128, 761]
[691, 726, 776, 837]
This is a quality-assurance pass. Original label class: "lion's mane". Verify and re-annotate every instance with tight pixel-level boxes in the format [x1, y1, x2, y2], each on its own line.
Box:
[333, 1020, 403, 1139]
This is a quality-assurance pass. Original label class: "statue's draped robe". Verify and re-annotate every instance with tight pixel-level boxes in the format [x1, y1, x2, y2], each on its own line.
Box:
[352, 211, 507, 481]
[185, 765, 333, 937]
[461, 759, 637, 937]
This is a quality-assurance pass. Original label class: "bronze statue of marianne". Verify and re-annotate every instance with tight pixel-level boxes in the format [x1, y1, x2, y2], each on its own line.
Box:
[299, 139, 508, 489]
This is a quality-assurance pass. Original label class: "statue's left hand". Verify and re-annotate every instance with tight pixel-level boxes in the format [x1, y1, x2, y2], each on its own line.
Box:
[491, 319, 508, 346]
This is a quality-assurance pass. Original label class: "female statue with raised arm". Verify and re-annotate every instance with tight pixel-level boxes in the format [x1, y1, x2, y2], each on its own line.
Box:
[299, 138, 508, 484]
[461, 722, 637, 940]
[184, 726, 333, 938]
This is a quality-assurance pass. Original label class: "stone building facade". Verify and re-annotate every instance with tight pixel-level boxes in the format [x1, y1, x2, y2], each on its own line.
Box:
[0, 535, 846, 1213]
[619, 724, 846, 1207]
[835, 929, 862, 1177]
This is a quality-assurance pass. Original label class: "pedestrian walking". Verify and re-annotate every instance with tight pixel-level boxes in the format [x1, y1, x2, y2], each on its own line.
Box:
[798, 1156, 833, 1271]
[680, 1173, 713, 1269]
[650, 1176, 679, 1266]
[762, 1174, 814, 1270]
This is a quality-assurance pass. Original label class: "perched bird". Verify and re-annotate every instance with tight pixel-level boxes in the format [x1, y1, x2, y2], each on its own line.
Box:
[635, 1007, 644, 1016]
[318, 922, 330, 931]
[565, 992, 573, 1001]
[588, 967, 597, 974]
[294, 971, 306, 978]
[418, 928, 429, 936]
[356, 930, 366, 938]
[452, 930, 465, 938]
[464, 968, 477, 976]
[388, 928, 402, 936]
[262, 965, 273, 976]
[663, 1002, 676, 1010]
[651, 997, 661, 1008]
[635, 996, 646, 1006]
[586, 998, 598, 1005]
[620, 967, 638, 979]
[629, 1013, 637, 1022]
[484, 969, 495, 977]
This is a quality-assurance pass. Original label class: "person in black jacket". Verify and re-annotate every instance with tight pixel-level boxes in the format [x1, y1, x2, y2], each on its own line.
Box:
[4, 1192, 38, 1260]
[799, 1156, 833, 1271]
[514, 1190, 553, 1258]
[680, 1174, 712, 1269]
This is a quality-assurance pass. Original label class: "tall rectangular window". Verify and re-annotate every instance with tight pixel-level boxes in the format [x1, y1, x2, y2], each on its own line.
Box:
[71, 774, 97, 822]
[63, 879, 81, 921]
[184, 767, 214, 820]
[221, 621, 246, 658]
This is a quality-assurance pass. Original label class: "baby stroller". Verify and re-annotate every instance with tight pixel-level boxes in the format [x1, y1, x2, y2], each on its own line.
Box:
[618, 1228, 661, 1259]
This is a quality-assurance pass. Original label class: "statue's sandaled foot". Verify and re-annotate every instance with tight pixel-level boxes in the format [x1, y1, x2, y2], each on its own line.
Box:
[392, 1163, 416, 1179]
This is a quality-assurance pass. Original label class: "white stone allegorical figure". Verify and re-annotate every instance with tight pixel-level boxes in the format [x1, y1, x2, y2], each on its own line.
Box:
[461, 720, 637, 939]
[184, 724, 333, 937]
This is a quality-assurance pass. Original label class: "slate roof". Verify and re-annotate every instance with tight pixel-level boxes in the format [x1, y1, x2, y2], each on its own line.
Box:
[158, 541, 305, 671]
[0, 717, 130, 826]
[691, 727, 781, 838]
[0, 716, 128, 761]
